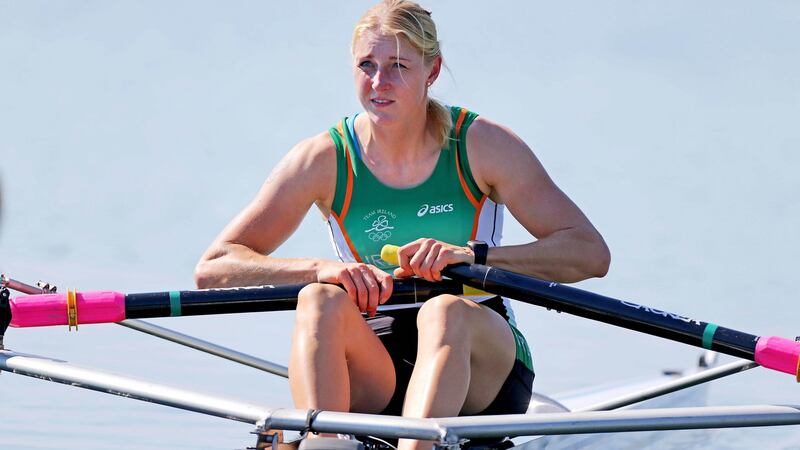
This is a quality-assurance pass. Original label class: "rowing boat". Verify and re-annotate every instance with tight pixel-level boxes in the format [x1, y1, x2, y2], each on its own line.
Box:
[520, 351, 747, 449]
[2, 247, 799, 449]
[0, 323, 760, 450]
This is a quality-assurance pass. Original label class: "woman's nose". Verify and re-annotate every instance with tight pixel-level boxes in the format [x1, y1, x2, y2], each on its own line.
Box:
[372, 69, 391, 91]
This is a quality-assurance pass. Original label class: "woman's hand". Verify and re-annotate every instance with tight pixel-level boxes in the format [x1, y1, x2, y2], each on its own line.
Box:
[316, 261, 393, 317]
[393, 238, 474, 281]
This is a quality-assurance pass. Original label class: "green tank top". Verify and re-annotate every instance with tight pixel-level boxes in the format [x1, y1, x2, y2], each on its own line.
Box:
[326, 106, 499, 272]
[325, 107, 531, 370]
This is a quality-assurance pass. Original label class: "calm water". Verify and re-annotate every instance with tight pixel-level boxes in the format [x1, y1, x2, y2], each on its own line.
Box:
[2, 1, 800, 448]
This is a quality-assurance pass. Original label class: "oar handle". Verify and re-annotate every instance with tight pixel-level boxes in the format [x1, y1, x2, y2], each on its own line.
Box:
[381, 244, 800, 381]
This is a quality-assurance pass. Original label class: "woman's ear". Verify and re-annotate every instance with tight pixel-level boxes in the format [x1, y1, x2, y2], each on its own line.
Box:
[427, 56, 442, 86]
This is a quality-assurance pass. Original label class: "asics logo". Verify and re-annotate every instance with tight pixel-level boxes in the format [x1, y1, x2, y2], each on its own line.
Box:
[417, 203, 454, 217]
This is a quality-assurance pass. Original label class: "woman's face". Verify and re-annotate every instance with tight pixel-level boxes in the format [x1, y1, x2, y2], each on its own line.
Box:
[352, 31, 440, 125]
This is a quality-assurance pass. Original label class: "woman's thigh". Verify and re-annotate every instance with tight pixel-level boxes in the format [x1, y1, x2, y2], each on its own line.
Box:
[416, 296, 517, 415]
[345, 313, 397, 413]
[293, 283, 397, 413]
[465, 303, 517, 414]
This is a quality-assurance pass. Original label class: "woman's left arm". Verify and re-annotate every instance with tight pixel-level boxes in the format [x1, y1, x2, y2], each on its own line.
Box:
[466, 116, 610, 283]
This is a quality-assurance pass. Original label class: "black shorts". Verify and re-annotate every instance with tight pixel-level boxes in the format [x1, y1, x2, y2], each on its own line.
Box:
[365, 296, 534, 417]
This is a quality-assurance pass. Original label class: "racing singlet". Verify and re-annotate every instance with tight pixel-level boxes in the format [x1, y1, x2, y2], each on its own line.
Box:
[326, 106, 504, 272]
[325, 106, 530, 369]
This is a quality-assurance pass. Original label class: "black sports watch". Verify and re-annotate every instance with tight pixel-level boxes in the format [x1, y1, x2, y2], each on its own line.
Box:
[467, 240, 489, 265]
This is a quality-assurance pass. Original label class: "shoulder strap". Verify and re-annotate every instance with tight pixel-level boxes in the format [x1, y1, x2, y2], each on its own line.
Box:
[451, 107, 484, 206]
[328, 119, 354, 218]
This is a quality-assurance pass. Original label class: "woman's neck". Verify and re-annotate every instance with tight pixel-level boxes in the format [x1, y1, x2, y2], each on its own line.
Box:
[355, 108, 442, 187]
[357, 110, 437, 164]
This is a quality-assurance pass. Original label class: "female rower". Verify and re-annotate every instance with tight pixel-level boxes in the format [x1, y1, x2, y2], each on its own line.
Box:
[195, 1, 610, 449]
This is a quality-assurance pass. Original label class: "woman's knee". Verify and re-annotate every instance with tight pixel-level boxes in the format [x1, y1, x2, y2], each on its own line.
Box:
[416, 295, 472, 336]
[296, 283, 354, 324]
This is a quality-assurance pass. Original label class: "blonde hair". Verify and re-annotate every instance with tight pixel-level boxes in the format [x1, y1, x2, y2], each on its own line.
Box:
[352, 0, 452, 147]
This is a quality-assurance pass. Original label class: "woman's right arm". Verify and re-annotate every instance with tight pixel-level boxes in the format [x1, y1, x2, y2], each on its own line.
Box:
[194, 132, 392, 315]
[194, 132, 335, 288]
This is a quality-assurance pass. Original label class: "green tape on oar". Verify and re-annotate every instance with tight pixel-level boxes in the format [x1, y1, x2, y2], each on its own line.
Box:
[169, 291, 182, 317]
[702, 323, 719, 349]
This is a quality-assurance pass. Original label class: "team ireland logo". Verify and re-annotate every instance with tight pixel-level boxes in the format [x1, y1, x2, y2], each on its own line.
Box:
[363, 209, 396, 242]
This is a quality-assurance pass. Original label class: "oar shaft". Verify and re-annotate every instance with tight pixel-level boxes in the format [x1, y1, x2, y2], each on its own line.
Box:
[124, 284, 308, 319]
[380, 243, 798, 378]
[7, 279, 464, 328]
[443, 264, 759, 359]
[441, 263, 800, 379]
[126, 278, 463, 318]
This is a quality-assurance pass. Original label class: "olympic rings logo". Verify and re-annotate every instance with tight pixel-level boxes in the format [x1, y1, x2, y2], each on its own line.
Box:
[368, 230, 393, 242]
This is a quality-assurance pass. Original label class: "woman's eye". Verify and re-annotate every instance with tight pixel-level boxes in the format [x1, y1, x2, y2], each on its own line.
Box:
[358, 61, 374, 70]
[393, 62, 407, 69]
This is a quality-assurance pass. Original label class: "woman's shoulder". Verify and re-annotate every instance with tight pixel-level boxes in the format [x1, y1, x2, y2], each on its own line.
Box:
[459, 110, 538, 196]
[286, 130, 338, 167]
[448, 106, 514, 143]
[462, 113, 529, 157]
[261, 130, 339, 208]
[266, 131, 338, 194]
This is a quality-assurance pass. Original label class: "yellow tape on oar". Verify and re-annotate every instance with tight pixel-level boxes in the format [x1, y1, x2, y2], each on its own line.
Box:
[381, 245, 401, 266]
[66, 288, 78, 331]
[380, 244, 491, 297]
[462, 285, 491, 296]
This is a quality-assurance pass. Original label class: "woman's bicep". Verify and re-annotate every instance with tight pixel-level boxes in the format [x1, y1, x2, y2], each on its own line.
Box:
[212, 136, 335, 256]
[469, 119, 597, 239]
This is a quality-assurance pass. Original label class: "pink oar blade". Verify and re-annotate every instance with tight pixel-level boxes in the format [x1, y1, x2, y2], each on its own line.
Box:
[9, 291, 126, 327]
[754, 336, 800, 381]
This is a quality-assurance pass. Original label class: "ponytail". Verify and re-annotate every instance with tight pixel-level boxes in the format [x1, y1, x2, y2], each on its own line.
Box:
[427, 98, 452, 148]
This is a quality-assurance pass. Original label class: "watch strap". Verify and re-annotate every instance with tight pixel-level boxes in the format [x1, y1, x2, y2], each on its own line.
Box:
[467, 240, 489, 265]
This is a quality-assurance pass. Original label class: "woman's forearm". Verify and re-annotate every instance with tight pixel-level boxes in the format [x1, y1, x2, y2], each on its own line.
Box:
[195, 228, 610, 289]
[194, 243, 327, 288]
[486, 227, 610, 283]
